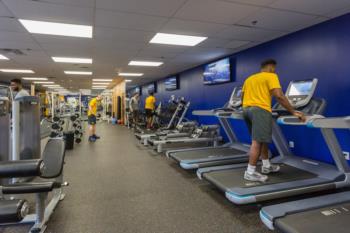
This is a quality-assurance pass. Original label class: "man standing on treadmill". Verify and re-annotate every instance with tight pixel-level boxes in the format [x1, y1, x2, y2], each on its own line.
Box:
[242, 59, 305, 182]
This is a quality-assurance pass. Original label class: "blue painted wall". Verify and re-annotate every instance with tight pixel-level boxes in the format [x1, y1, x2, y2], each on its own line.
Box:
[135, 13, 350, 165]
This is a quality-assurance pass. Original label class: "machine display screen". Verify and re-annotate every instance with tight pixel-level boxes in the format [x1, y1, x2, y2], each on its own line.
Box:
[147, 83, 157, 94]
[165, 76, 178, 91]
[203, 58, 231, 85]
[289, 81, 313, 96]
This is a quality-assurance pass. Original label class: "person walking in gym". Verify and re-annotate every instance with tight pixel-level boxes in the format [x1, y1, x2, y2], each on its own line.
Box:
[242, 59, 305, 182]
[88, 95, 102, 142]
[145, 91, 156, 130]
[130, 93, 140, 126]
[10, 79, 30, 100]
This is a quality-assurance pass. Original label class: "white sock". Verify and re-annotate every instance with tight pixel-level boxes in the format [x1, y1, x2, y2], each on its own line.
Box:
[262, 159, 271, 168]
[247, 164, 256, 175]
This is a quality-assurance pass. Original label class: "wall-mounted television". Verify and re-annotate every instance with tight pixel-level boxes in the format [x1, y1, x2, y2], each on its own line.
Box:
[134, 87, 141, 96]
[165, 76, 179, 91]
[147, 82, 157, 94]
[203, 58, 231, 85]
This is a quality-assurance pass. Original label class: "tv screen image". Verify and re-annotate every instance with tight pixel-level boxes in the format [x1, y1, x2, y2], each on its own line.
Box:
[203, 58, 231, 85]
[165, 76, 178, 91]
[147, 83, 156, 93]
[289, 81, 313, 96]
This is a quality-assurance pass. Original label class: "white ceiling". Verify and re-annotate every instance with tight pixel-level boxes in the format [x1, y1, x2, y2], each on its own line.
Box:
[0, 0, 349, 90]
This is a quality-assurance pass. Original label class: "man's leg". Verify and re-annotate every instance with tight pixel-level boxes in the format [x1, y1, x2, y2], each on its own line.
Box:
[261, 143, 280, 174]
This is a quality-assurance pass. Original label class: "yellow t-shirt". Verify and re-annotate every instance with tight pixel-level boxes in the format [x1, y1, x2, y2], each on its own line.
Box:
[145, 96, 156, 110]
[242, 72, 281, 112]
[88, 98, 97, 116]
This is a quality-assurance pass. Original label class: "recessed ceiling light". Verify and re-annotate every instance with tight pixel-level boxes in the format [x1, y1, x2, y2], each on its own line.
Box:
[125, 80, 132, 82]
[22, 77, 48, 81]
[0, 69, 34, 73]
[19, 19, 93, 38]
[33, 81, 55, 84]
[128, 61, 163, 67]
[43, 84, 60, 87]
[92, 82, 110, 85]
[52, 57, 92, 64]
[118, 73, 143, 77]
[64, 71, 92, 75]
[150, 33, 207, 46]
[0, 54, 9, 60]
[92, 79, 113, 82]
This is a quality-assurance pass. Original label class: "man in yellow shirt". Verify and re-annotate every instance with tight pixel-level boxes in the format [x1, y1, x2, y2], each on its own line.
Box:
[242, 59, 305, 182]
[145, 91, 156, 129]
[88, 95, 102, 142]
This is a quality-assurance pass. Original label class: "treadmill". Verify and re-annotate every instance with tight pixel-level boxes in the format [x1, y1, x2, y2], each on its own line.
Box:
[147, 123, 223, 153]
[260, 116, 350, 233]
[135, 97, 190, 145]
[196, 79, 350, 205]
[166, 87, 251, 169]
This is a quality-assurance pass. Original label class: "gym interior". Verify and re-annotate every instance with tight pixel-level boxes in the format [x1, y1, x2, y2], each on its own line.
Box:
[0, 1, 350, 233]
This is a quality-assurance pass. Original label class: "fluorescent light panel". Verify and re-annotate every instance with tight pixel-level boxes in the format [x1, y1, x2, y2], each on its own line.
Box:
[22, 77, 48, 80]
[0, 69, 34, 73]
[125, 80, 132, 82]
[34, 81, 55, 84]
[118, 73, 143, 77]
[150, 33, 207, 46]
[43, 85, 60, 87]
[92, 87, 106, 89]
[64, 71, 92, 75]
[92, 79, 112, 82]
[92, 82, 110, 85]
[19, 19, 93, 38]
[0, 54, 9, 60]
[52, 57, 92, 64]
[128, 61, 163, 67]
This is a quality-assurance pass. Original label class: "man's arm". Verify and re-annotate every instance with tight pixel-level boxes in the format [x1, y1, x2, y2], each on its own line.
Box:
[271, 88, 306, 121]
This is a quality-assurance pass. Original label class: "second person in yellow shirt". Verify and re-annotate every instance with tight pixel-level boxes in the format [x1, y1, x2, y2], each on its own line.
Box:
[145, 91, 156, 129]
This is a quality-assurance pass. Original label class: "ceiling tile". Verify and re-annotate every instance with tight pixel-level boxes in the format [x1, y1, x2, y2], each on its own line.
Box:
[0, 41, 42, 50]
[3, 0, 94, 25]
[227, 0, 277, 5]
[0, 18, 26, 32]
[96, 0, 187, 17]
[223, 40, 252, 49]
[325, 6, 350, 18]
[95, 9, 168, 31]
[178, 47, 235, 63]
[160, 18, 228, 37]
[0, 31, 35, 43]
[237, 8, 320, 31]
[215, 25, 285, 41]
[0, 1, 13, 17]
[197, 38, 232, 48]
[94, 27, 154, 43]
[42, 0, 95, 8]
[174, 0, 260, 24]
[271, 0, 350, 16]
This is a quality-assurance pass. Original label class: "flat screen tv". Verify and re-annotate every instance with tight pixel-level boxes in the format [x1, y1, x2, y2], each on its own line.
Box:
[203, 58, 231, 85]
[147, 82, 157, 94]
[165, 76, 179, 91]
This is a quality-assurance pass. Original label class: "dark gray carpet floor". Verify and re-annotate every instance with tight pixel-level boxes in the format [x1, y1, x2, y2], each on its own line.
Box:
[0, 123, 270, 233]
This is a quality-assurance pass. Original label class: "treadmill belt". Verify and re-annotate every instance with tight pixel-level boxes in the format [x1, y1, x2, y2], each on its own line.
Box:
[171, 147, 245, 161]
[276, 203, 350, 233]
[204, 164, 316, 192]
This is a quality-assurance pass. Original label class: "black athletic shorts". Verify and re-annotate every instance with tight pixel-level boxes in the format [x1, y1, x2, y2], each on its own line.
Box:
[145, 109, 153, 118]
[243, 106, 272, 143]
[88, 114, 97, 125]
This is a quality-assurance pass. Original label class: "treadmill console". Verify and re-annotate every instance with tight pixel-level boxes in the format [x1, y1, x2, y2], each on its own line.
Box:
[285, 79, 318, 108]
[228, 86, 243, 109]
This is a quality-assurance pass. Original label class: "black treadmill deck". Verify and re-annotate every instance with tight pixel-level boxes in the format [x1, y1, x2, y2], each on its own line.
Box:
[276, 203, 350, 233]
[203, 164, 316, 192]
[171, 147, 246, 161]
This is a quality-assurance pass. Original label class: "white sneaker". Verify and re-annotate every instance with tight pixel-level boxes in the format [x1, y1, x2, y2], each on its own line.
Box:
[261, 164, 280, 174]
[244, 171, 268, 182]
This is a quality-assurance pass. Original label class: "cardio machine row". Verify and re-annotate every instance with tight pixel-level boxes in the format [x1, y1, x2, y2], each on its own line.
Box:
[132, 79, 350, 233]
[0, 90, 68, 233]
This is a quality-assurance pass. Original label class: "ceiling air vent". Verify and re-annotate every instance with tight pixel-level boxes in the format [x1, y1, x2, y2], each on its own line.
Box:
[0, 49, 26, 55]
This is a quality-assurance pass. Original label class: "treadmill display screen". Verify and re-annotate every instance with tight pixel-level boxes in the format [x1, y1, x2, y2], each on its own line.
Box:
[289, 81, 313, 96]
